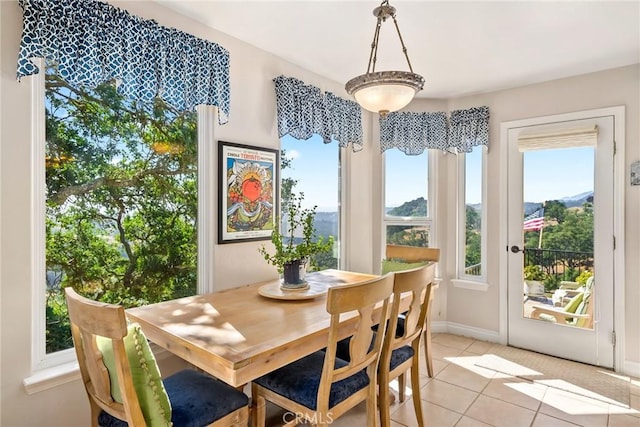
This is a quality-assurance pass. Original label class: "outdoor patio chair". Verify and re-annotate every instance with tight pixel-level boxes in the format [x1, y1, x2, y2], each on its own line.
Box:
[552, 276, 594, 306]
[530, 277, 594, 328]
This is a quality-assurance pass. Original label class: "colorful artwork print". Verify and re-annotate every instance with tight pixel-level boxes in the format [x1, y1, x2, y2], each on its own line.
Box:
[218, 142, 279, 243]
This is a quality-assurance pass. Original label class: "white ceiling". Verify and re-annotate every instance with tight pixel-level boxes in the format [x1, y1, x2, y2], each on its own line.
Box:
[156, 1, 640, 99]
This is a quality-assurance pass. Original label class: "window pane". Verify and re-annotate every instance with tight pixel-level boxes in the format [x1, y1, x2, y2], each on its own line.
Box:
[280, 135, 339, 270]
[522, 146, 594, 326]
[385, 150, 428, 218]
[45, 63, 198, 353]
[464, 146, 482, 276]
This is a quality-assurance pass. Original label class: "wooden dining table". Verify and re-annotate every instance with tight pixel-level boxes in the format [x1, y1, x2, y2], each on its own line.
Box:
[126, 269, 391, 388]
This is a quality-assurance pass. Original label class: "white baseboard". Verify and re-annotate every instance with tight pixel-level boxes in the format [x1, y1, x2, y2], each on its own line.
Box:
[431, 320, 501, 344]
[623, 360, 640, 379]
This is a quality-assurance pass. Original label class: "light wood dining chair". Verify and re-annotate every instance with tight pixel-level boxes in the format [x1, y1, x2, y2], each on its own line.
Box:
[251, 273, 395, 427]
[65, 288, 250, 427]
[385, 244, 440, 378]
[378, 263, 436, 427]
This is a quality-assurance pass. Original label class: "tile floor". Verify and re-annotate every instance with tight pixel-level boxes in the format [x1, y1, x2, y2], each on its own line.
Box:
[259, 333, 640, 427]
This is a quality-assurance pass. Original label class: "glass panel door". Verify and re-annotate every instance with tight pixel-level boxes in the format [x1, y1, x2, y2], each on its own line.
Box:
[507, 114, 614, 368]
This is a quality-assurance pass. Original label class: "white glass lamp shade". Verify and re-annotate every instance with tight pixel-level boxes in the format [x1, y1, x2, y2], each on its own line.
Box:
[345, 70, 424, 116]
[353, 83, 417, 115]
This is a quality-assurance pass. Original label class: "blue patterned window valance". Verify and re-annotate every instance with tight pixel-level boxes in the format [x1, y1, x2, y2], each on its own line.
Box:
[379, 112, 448, 155]
[16, 0, 231, 124]
[379, 106, 489, 154]
[448, 106, 490, 153]
[273, 76, 363, 151]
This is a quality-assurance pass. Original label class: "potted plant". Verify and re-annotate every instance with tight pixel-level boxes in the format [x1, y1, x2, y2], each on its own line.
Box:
[523, 265, 547, 296]
[258, 192, 334, 288]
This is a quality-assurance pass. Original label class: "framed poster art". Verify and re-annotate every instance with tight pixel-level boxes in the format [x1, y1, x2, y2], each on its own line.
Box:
[218, 141, 279, 244]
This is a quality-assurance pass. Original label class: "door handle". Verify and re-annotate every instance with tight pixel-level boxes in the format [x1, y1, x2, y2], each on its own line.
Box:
[510, 245, 525, 253]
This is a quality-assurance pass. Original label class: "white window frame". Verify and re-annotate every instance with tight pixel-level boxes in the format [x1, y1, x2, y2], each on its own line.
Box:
[456, 145, 487, 283]
[28, 59, 213, 381]
[381, 150, 435, 262]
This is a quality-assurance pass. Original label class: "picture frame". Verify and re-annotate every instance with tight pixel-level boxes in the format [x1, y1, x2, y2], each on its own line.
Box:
[218, 141, 279, 244]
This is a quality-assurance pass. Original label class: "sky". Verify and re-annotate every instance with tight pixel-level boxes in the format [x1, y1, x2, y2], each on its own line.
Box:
[281, 135, 595, 211]
[281, 135, 339, 211]
[523, 147, 594, 203]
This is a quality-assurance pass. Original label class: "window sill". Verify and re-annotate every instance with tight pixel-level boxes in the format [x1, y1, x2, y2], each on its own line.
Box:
[23, 343, 171, 394]
[23, 361, 81, 395]
[452, 279, 489, 291]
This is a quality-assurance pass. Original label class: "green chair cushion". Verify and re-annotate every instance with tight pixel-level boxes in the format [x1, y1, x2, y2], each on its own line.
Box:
[96, 323, 171, 427]
[564, 292, 584, 314]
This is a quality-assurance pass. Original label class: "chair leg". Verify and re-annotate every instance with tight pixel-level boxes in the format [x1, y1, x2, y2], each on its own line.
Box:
[398, 372, 406, 402]
[423, 323, 434, 377]
[410, 363, 425, 427]
[251, 395, 265, 427]
[378, 374, 391, 427]
[368, 379, 379, 427]
[89, 398, 101, 427]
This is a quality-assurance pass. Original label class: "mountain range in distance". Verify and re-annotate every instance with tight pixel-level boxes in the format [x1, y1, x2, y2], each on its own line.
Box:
[316, 191, 594, 216]
[461, 191, 593, 215]
[309, 191, 593, 239]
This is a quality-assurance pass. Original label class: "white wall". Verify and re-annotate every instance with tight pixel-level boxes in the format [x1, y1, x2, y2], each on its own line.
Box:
[442, 66, 640, 368]
[1, 0, 638, 425]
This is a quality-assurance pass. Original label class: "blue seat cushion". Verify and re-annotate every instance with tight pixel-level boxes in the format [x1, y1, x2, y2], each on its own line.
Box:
[371, 316, 406, 337]
[253, 351, 369, 410]
[98, 369, 248, 427]
[390, 345, 414, 371]
[336, 321, 405, 362]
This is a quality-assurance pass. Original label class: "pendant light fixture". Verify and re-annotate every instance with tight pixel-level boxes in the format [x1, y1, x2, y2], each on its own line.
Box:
[345, 0, 425, 116]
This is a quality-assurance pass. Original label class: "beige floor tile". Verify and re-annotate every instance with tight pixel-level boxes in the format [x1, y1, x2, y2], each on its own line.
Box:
[609, 414, 640, 427]
[455, 416, 493, 427]
[387, 376, 426, 395]
[631, 394, 640, 416]
[325, 401, 369, 426]
[391, 399, 461, 427]
[609, 402, 640, 419]
[420, 378, 479, 413]
[464, 394, 536, 427]
[429, 356, 450, 377]
[531, 412, 581, 426]
[433, 333, 475, 350]
[446, 353, 500, 379]
[466, 340, 496, 355]
[538, 387, 609, 426]
[431, 341, 466, 361]
[482, 378, 547, 411]
[435, 362, 493, 393]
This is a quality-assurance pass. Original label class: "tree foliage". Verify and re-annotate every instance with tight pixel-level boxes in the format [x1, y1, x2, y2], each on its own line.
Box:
[387, 197, 427, 217]
[45, 64, 198, 352]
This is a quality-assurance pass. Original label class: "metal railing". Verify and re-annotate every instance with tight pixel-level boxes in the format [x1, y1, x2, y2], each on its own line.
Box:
[464, 263, 482, 275]
[524, 248, 593, 282]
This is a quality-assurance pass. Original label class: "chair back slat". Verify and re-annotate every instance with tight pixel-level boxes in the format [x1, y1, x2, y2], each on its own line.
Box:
[322, 274, 394, 388]
[65, 288, 145, 425]
[382, 264, 436, 362]
[386, 245, 440, 264]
